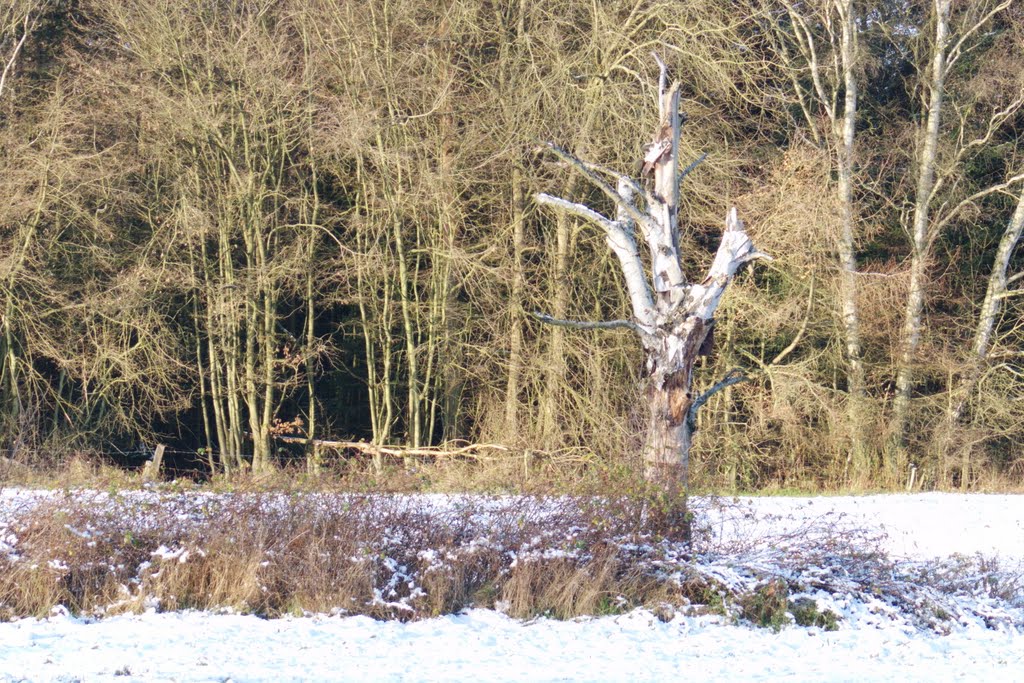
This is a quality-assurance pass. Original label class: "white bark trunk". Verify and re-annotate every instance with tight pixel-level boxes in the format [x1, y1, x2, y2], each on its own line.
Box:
[534, 57, 769, 489]
[504, 170, 526, 435]
[778, 0, 868, 476]
[934, 185, 1024, 486]
[892, 0, 951, 464]
[0, 15, 30, 103]
[835, 0, 869, 477]
[969, 189, 1024, 363]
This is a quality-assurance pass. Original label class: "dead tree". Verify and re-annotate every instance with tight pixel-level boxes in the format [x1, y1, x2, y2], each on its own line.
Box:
[534, 56, 769, 487]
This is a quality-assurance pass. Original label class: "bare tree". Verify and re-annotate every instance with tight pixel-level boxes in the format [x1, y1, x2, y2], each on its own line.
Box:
[891, 0, 1022, 475]
[767, 0, 869, 479]
[933, 184, 1024, 485]
[535, 57, 770, 487]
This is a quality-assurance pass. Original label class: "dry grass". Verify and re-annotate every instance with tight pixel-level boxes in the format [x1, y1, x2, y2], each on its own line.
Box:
[0, 444, 686, 500]
[1, 490, 1021, 631]
[0, 489, 692, 622]
[4, 444, 1023, 501]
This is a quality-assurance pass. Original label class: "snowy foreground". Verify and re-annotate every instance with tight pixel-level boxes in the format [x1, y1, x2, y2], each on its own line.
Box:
[3, 603, 1021, 682]
[1, 492, 1023, 682]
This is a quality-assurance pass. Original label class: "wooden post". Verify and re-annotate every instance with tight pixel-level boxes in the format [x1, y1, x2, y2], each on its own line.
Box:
[142, 444, 166, 481]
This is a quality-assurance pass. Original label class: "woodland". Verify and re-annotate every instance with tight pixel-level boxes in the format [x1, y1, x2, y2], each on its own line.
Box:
[2, 0, 1023, 491]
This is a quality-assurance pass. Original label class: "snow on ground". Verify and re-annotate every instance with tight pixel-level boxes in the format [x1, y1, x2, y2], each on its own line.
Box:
[2, 607, 1022, 683]
[702, 493, 1024, 561]
[1, 492, 1022, 682]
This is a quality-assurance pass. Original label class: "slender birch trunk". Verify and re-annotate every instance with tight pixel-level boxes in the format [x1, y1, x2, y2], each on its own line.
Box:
[188, 241, 215, 470]
[540, 187, 573, 447]
[498, 0, 529, 441]
[834, 0, 869, 479]
[0, 12, 30, 104]
[540, 83, 604, 448]
[777, 0, 868, 478]
[934, 186, 1024, 486]
[354, 155, 390, 455]
[391, 198, 420, 449]
[304, 195, 320, 473]
[504, 169, 527, 436]
[892, 0, 951, 473]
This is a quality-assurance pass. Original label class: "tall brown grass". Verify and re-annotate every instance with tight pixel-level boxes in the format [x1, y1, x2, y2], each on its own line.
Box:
[2, 489, 1021, 631]
[0, 490, 690, 621]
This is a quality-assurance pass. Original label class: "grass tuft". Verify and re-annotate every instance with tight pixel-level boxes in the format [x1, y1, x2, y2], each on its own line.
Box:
[738, 580, 789, 631]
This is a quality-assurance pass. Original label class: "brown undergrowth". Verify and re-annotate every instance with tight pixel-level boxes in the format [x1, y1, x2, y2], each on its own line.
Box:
[0, 490, 690, 621]
[5, 446, 1024, 499]
[1, 490, 1021, 631]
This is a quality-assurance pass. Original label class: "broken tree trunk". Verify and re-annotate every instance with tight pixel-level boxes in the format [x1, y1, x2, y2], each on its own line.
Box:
[534, 55, 770, 488]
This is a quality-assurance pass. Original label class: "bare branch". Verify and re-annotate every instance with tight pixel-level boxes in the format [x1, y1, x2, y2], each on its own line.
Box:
[535, 192, 656, 325]
[272, 434, 511, 460]
[770, 272, 815, 366]
[575, 158, 646, 201]
[667, 83, 682, 211]
[765, 9, 823, 144]
[946, 0, 1014, 71]
[531, 312, 644, 335]
[953, 89, 1024, 164]
[678, 152, 707, 184]
[535, 193, 616, 232]
[652, 50, 669, 117]
[0, 14, 29, 102]
[785, 2, 836, 123]
[687, 368, 749, 431]
[542, 142, 655, 232]
[930, 171, 1024, 247]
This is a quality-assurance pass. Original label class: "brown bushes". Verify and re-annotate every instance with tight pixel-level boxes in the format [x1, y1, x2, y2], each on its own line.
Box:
[2, 490, 1022, 631]
[0, 491, 692, 621]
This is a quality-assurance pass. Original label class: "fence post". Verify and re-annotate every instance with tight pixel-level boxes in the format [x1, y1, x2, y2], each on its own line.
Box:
[142, 444, 166, 481]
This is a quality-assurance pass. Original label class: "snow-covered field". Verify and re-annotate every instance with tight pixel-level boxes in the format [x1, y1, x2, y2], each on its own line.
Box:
[1, 491, 1022, 682]
[4, 603, 1022, 682]
[706, 493, 1024, 560]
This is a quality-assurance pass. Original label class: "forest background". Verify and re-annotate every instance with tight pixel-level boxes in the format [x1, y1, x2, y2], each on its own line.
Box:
[2, 0, 1023, 492]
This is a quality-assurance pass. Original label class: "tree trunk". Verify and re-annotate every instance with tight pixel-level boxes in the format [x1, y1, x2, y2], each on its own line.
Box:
[642, 318, 709, 484]
[835, 0, 870, 480]
[643, 386, 693, 485]
[933, 184, 1024, 486]
[892, 0, 951, 471]
[0, 12, 30, 103]
[504, 169, 527, 437]
[774, 0, 869, 479]
[304, 191, 320, 474]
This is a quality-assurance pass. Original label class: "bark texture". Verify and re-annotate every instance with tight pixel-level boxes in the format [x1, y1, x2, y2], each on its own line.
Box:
[775, 0, 868, 478]
[834, 0, 869, 477]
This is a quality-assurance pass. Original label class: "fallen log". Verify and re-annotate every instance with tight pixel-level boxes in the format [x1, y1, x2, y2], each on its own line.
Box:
[269, 435, 511, 461]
